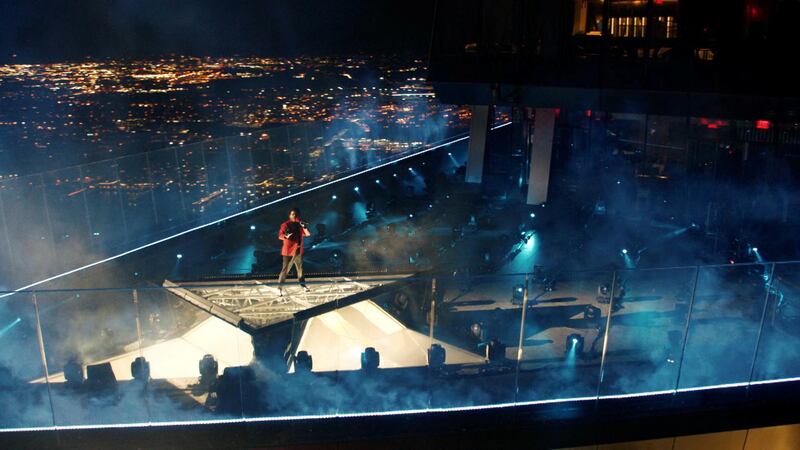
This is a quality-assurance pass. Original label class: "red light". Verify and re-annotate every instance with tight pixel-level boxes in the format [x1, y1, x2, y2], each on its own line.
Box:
[756, 120, 771, 130]
[586, 109, 592, 118]
[707, 124, 718, 129]
[655, 0, 664, 4]
[699, 118, 709, 125]
[554, 108, 561, 118]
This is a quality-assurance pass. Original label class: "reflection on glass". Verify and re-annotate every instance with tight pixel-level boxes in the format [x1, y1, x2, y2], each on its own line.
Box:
[678, 264, 770, 389]
[517, 270, 609, 402]
[573, 0, 605, 36]
[751, 263, 800, 382]
[599, 267, 696, 395]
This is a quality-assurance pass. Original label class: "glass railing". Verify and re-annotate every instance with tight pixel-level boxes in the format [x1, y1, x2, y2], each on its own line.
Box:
[0, 117, 468, 289]
[0, 260, 798, 429]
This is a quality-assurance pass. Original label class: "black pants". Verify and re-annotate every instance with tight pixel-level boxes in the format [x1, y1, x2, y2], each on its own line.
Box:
[278, 254, 305, 286]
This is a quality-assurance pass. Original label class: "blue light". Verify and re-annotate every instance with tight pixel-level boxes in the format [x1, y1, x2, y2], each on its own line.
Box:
[529, 213, 536, 218]
[0, 317, 21, 338]
[354, 186, 360, 192]
[622, 249, 628, 254]
[752, 247, 759, 252]
[176, 253, 183, 259]
[332, 195, 337, 200]
[92, 232, 100, 236]
[448, 152, 452, 156]
[249, 225, 256, 231]
[393, 173, 398, 177]
[375, 179, 380, 184]
[408, 214, 414, 218]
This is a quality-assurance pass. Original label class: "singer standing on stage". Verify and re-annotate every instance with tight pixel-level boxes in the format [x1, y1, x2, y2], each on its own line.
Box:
[278, 207, 311, 294]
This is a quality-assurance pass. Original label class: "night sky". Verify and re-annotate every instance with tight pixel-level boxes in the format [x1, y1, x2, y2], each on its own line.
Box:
[0, 0, 435, 63]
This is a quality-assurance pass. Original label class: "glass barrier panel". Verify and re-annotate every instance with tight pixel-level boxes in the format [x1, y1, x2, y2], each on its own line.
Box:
[175, 142, 209, 220]
[281, 282, 340, 417]
[41, 168, 93, 275]
[751, 262, 800, 382]
[0, 293, 55, 428]
[305, 122, 329, 181]
[262, 127, 294, 198]
[140, 285, 251, 422]
[287, 123, 314, 183]
[148, 147, 188, 231]
[599, 266, 697, 396]
[225, 135, 257, 210]
[430, 273, 524, 409]
[516, 270, 611, 403]
[117, 153, 159, 243]
[201, 139, 233, 220]
[81, 159, 128, 252]
[677, 263, 770, 390]
[37, 288, 148, 426]
[1, 176, 57, 277]
[0, 188, 15, 282]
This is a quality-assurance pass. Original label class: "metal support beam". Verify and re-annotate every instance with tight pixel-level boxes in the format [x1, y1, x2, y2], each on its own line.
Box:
[466, 105, 491, 184]
[526, 108, 556, 205]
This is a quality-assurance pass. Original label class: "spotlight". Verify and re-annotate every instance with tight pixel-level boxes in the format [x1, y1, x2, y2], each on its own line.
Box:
[176, 253, 183, 259]
[330, 250, 344, 268]
[447, 152, 452, 156]
[621, 249, 628, 254]
[427, 344, 446, 368]
[361, 347, 380, 371]
[393, 173, 398, 177]
[529, 213, 536, 218]
[512, 284, 525, 305]
[199, 354, 219, 386]
[584, 304, 601, 321]
[375, 179, 381, 184]
[408, 167, 413, 171]
[408, 213, 414, 219]
[353, 186, 360, 192]
[565, 334, 585, 355]
[331, 194, 337, 200]
[294, 351, 313, 373]
[130, 356, 150, 382]
[752, 247, 759, 253]
[249, 225, 256, 231]
[470, 322, 484, 340]
[584, 305, 602, 328]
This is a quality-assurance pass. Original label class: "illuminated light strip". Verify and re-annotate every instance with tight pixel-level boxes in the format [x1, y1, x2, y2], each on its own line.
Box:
[675, 382, 750, 393]
[749, 376, 800, 386]
[0, 122, 511, 300]
[598, 389, 676, 400]
[4, 374, 800, 434]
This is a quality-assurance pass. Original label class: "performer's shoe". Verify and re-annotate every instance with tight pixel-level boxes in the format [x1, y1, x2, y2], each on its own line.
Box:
[302, 285, 311, 293]
[278, 287, 284, 297]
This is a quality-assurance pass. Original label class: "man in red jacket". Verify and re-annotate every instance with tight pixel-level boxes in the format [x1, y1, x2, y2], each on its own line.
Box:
[278, 207, 311, 295]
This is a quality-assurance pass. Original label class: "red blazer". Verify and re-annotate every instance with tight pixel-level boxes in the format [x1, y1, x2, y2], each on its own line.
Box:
[279, 219, 311, 256]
